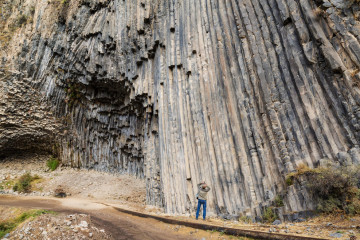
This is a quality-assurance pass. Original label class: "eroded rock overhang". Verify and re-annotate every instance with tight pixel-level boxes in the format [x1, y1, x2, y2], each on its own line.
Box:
[0, 0, 360, 218]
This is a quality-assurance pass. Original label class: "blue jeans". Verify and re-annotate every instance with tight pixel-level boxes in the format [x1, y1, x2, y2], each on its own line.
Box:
[196, 199, 207, 220]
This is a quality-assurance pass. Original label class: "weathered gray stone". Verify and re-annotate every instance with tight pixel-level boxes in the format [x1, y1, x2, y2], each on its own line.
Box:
[272, 220, 281, 225]
[322, 1, 333, 8]
[337, 152, 352, 166]
[0, 0, 359, 219]
[329, 0, 355, 9]
[329, 232, 342, 238]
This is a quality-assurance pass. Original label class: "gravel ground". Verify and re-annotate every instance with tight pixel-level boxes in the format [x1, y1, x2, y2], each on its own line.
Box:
[1, 154, 360, 240]
[4, 212, 111, 240]
[0, 153, 146, 210]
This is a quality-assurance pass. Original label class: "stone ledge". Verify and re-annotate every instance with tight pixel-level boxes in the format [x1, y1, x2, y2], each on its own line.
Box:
[111, 206, 327, 240]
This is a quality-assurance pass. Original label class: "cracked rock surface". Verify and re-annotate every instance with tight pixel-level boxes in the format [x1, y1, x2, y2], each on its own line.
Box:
[0, 0, 360, 218]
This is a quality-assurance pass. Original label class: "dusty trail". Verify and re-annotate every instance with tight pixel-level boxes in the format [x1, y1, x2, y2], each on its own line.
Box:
[0, 195, 193, 240]
[0, 195, 331, 240]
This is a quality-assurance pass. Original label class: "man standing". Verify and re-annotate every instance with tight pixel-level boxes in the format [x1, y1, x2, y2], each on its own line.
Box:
[196, 181, 211, 220]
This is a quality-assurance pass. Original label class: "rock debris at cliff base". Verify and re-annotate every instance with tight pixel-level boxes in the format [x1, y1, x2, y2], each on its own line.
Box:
[0, 154, 146, 208]
[0, 0, 360, 219]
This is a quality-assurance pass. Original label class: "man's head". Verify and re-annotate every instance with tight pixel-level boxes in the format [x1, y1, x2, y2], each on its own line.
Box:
[202, 184, 207, 189]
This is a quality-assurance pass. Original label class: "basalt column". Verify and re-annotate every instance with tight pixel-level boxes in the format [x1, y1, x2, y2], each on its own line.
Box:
[1, 0, 360, 218]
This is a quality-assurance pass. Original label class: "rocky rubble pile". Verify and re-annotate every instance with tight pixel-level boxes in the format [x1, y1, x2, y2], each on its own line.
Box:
[0, 189, 67, 198]
[0, 154, 146, 208]
[4, 213, 111, 240]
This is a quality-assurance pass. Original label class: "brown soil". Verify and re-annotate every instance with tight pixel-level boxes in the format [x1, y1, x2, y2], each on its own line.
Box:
[0, 196, 248, 240]
[1, 154, 360, 240]
[0, 154, 147, 210]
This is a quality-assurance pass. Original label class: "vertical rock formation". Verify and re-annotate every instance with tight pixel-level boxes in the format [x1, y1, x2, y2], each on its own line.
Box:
[1, 0, 360, 218]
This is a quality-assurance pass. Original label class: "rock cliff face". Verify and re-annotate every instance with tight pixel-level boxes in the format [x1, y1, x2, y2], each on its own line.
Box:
[1, 0, 360, 218]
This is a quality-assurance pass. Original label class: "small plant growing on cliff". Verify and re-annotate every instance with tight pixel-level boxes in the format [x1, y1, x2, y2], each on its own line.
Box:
[285, 177, 293, 186]
[13, 173, 40, 193]
[286, 164, 360, 215]
[30, 6, 36, 15]
[274, 195, 284, 207]
[8, 14, 28, 32]
[262, 207, 278, 223]
[64, 81, 83, 109]
[47, 157, 60, 171]
[16, 14, 28, 27]
[56, 0, 70, 23]
[239, 215, 252, 224]
[285, 163, 318, 186]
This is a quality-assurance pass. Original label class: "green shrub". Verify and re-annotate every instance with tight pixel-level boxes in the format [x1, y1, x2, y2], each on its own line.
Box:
[0, 180, 15, 190]
[287, 164, 360, 215]
[285, 163, 319, 186]
[0, 210, 52, 238]
[8, 14, 28, 32]
[262, 207, 278, 223]
[285, 177, 293, 186]
[65, 82, 82, 108]
[12, 173, 40, 193]
[47, 157, 60, 171]
[16, 14, 28, 27]
[30, 6, 36, 15]
[316, 196, 342, 214]
[239, 215, 252, 224]
[345, 198, 360, 215]
[274, 195, 284, 207]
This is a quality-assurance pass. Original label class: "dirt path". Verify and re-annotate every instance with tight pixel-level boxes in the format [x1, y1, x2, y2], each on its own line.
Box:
[0, 155, 242, 240]
[0, 154, 147, 211]
[2, 156, 358, 240]
[0, 195, 194, 240]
